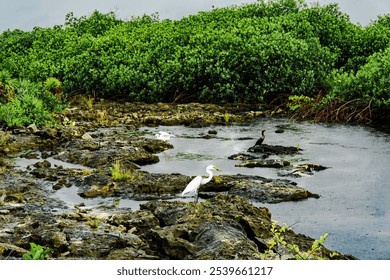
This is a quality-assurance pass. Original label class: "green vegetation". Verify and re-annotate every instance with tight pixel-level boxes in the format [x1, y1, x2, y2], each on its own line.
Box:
[22, 242, 53, 260]
[0, 72, 64, 127]
[88, 218, 101, 229]
[110, 160, 142, 181]
[1, 0, 389, 124]
[262, 221, 338, 260]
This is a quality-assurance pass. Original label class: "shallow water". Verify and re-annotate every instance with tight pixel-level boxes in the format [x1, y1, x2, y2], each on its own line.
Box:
[13, 118, 390, 259]
[140, 119, 390, 260]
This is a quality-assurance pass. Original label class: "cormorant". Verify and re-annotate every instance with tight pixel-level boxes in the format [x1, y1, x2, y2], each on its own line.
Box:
[255, 130, 266, 145]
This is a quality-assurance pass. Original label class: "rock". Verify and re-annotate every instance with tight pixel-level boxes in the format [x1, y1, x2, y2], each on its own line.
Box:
[33, 160, 51, 168]
[27, 124, 39, 133]
[141, 195, 271, 259]
[228, 180, 319, 203]
[248, 143, 302, 156]
[228, 153, 262, 160]
[36, 128, 59, 139]
[201, 174, 319, 203]
[277, 163, 330, 178]
[192, 221, 262, 260]
[107, 246, 159, 260]
[137, 194, 346, 260]
[81, 133, 93, 140]
[235, 159, 290, 168]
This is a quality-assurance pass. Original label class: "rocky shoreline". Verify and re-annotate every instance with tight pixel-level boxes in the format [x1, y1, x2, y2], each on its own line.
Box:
[0, 99, 355, 259]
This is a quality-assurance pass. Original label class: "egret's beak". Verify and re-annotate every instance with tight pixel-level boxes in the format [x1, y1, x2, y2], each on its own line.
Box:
[214, 166, 222, 171]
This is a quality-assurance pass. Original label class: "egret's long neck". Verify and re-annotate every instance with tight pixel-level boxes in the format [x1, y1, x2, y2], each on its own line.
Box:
[203, 169, 213, 184]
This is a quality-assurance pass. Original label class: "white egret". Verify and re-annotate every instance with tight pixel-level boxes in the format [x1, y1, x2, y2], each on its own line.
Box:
[155, 131, 175, 141]
[255, 130, 266, 145]
[181, 164, 221, 202]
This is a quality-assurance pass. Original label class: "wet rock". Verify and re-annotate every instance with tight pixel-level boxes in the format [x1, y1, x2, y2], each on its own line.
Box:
[229, 144, 301, 161]
[202, 174, 319, 203]
[52, 178, 69, 190]
[123, 173, 189, 198]
[66, 231, 124, 259]
[228, 153, 264, 160]
[277, 163, 329, 178]
[192, 221, 261, 260]
[228, 180, 319, 203]
[35, 128, 59, 139]
[201, 134, 216, 139]
[108, 210, 160, 235]
[297, 163, 329, 172]
[33, 160, 51, 169]
[80, 183, 117, 198]
[30, 168, 50, 179]
[137, 194, 346, 260]
[140, 195, 271, 259]
[248, 143, 302, 157]
[235, 159, 290, 168]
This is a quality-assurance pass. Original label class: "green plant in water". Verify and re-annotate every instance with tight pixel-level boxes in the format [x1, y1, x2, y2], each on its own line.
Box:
[22, 242, 53, 260]
[110, 160, 142, 181]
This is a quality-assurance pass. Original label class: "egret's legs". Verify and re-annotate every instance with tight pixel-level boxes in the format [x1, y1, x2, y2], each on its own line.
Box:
[194, 190, 199, 203]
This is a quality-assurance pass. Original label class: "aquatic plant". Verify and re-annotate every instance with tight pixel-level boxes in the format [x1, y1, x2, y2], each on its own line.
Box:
[110, 160, 142, 181]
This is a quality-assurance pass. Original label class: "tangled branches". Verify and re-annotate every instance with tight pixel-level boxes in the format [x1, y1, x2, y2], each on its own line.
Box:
[288, 96, 374, 124]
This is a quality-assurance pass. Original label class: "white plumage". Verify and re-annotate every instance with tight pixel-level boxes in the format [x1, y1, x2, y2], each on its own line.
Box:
[155, 131, 175, 141]
[181, 164, 221, 202]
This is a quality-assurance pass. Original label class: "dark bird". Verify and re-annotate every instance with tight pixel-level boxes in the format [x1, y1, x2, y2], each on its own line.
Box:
[255, 130, 266, 145]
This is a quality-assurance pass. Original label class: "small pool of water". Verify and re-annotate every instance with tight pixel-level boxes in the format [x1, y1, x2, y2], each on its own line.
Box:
[140, 119, 390, 260]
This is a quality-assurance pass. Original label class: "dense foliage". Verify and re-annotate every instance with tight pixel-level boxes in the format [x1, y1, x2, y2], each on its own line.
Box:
[1, 0, 390, 126]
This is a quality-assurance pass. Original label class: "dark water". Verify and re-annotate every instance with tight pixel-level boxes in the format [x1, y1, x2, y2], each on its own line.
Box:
[140, 119, 390, 260]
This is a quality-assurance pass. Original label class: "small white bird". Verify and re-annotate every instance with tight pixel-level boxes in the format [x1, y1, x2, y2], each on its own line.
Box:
[155, 131, 175, 141]
[181, 164, 221, 202]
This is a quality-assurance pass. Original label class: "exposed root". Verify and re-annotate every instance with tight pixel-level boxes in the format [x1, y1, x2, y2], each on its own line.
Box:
[289, 97, 374, 124]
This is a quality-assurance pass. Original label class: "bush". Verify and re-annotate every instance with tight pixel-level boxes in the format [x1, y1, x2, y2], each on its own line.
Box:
[0, 78, 63, 128]
[0, 0, 389, 121]
[0, 91, 53, 127]
[329, 46, 390, 109]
